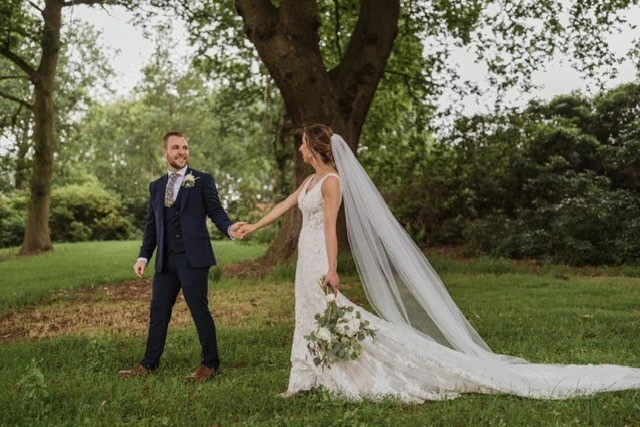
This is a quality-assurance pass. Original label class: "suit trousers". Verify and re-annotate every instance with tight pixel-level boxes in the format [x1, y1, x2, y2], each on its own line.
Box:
[140, 248, 219, 370]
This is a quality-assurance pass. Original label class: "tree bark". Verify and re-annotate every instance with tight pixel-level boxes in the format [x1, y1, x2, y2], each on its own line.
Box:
[236, 0, 400, 262]
[19, 0, 63, 254]
[14, 118, 31, 190]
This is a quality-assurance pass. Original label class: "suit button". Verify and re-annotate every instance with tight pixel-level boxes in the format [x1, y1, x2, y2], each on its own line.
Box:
[176, 234, 180, 238]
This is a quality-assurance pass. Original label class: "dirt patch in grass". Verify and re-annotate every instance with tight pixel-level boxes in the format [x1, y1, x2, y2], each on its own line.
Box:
[0, 280, 181, 343]
[0, 258, 379, 344]
[221, 259, 272, 278]
[0, 272, 293, 344]
[424, 245, 470, 259]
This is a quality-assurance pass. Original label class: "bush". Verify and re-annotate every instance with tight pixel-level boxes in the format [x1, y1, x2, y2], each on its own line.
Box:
[50, 183, 137, 242]
[465, 176, 640, 265]
[123, 196, 150, 231]
[0, 194, 26, 248]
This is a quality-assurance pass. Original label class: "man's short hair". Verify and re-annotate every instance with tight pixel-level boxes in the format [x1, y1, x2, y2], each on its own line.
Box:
[162, 131, 187, 149]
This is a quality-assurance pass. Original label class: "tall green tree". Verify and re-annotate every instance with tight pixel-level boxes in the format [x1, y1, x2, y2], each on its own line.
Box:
[0, 0, 124, 254]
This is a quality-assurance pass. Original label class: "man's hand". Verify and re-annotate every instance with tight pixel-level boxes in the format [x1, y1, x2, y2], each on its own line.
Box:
[229, 221, 247, 239]
[133, 260, 147, 278]
[237, 223, 258, 239]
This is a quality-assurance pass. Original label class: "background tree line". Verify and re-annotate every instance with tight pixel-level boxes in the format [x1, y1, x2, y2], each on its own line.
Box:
[3, 66, 639, 265]
[364, 82, 640, 265]
[1, 0, 639, 266]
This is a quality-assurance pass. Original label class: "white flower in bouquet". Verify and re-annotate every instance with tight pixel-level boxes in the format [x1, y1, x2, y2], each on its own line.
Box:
[315, 327, 332, 342]
[342, 309, 357, 320]
[342, 318, 361, 337]
[325, 292, 336, 303]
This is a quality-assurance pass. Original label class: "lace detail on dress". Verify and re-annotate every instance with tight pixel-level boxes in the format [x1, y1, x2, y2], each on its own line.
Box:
[286, 172, 640, 402]
[298, 173, 340, 231]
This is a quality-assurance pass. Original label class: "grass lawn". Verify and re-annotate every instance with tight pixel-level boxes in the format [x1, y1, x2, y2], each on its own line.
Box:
[0, 241, 639, 425]
[0, 240, 265, 315]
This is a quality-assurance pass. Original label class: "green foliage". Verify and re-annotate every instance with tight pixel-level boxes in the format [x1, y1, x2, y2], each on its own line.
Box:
[1, 180, 139, 249]
[17, 359, 49, 403]
[170, 1, 638, 117]
[1, 13, 116, 190]
[399, 83, 640, 265]
[50, 183, 137, 242]
[0, 193, 26, 247]
[65, 33, 284, 225]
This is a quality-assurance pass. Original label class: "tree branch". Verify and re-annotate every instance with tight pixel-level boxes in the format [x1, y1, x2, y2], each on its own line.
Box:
[235, 0, 279, 25]
[0, 47, 36, 80]
[10, 103, 27, 128]
[329, 0, 400, 137]
[279, 0, 322, 51]
[28, 1, 44, 13]
[333, 0, 400, 83]
[62, 0, 112, 7]
[63, 0, 135, 10]
[0, 75, 30, 81]
[384, 69, 427, 84]
[0, 90, 34, 111]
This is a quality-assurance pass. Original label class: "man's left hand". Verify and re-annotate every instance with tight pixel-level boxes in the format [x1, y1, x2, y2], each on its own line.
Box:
[229, 222, 247, 239]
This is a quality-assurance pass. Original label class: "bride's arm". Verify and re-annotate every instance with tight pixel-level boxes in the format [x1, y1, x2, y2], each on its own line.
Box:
[238, 176, 312, 236]
[321, 176, 341, 294]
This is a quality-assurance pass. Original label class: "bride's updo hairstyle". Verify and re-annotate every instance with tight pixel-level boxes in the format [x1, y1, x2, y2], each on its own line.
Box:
[303, 124, 336, 169]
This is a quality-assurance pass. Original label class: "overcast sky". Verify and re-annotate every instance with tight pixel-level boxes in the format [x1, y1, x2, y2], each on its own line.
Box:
[68, 4, 640, 116]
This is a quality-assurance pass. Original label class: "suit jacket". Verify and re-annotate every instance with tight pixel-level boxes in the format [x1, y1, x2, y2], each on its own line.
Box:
[138, 167, 234, 272]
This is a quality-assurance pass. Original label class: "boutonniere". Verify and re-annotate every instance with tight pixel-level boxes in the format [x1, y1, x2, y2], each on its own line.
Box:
[182, 173, 199, 189]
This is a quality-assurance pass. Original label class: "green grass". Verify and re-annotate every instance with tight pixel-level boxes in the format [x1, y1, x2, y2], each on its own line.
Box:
[0, 240, 266, 315]
[425, 253, 640, 278]
[1, 241, 639, 425]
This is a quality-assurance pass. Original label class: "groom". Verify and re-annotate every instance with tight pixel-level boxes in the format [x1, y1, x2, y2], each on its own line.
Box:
[118, 131, 242, 382]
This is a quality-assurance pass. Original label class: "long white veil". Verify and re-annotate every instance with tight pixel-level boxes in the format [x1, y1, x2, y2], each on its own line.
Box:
[331, 134, 525, 363]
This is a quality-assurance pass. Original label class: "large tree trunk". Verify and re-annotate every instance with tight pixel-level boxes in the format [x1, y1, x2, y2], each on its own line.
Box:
[271, 110, 293, 201]
[236, 0, 400, 262]
[20, 82, 55, 254]
[19, 0, 62, 254]
[14, 118, 31, 190]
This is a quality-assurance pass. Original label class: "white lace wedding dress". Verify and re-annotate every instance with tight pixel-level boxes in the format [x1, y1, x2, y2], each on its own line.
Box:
[287, 173, 640, 402]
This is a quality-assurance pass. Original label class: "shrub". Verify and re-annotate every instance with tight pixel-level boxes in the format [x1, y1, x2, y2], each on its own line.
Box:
[0, 193, 26, 248]
[50, 183, 137, 242]
[465, 178, 640, 265]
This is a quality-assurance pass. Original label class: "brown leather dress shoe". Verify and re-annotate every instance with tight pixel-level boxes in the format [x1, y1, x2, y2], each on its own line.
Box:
[117, 363, 152, 378]
[185, 365, 221, 382]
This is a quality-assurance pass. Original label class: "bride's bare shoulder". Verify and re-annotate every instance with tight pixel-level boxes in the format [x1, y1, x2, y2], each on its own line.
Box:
[321, 173, 341, 195]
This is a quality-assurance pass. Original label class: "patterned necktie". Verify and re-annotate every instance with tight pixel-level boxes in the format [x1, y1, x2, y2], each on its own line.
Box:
[164, 172, 178, 207]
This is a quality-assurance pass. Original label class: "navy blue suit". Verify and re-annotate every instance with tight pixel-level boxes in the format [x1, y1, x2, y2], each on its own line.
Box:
[138, 167, 233, 370]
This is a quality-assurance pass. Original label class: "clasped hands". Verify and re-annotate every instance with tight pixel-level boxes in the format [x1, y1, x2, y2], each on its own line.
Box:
[230, 222, 258, 240]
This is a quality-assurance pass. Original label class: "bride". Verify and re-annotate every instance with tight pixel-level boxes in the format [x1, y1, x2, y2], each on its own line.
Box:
[237, 124, 640, 402]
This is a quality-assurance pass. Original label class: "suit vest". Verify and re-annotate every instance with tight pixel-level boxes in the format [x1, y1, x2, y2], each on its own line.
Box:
[164, 189, 185, 253]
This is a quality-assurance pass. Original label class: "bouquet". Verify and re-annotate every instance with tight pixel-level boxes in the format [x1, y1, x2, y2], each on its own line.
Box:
[304, 277, 376, 369]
